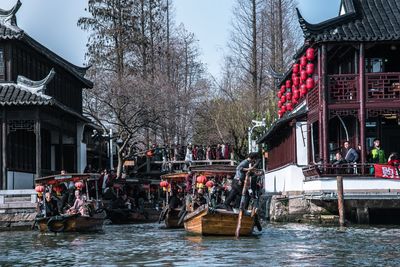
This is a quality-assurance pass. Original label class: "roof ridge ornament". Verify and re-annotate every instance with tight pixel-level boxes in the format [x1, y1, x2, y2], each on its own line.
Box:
[296, 0, 357, 34]
[0, 0, 22, 29]
[17, 68, 55, 98]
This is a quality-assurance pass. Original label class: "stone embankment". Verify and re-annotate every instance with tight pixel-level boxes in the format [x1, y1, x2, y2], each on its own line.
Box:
[0, 190, 37, 230]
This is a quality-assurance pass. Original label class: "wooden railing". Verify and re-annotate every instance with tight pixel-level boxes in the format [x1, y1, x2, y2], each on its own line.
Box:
[327, 72, 400, 104]
[328, 74, 358, 103]
[366, 72, 400, 101]
[302, 163, 375, 181]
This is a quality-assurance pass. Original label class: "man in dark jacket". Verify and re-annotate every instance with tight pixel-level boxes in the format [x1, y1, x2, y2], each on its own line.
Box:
[223, 152, 258, 210]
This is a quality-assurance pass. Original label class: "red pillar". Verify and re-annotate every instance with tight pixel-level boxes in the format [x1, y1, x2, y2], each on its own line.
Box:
[321, 44, 329, 165]
[359, 43, 366, 172]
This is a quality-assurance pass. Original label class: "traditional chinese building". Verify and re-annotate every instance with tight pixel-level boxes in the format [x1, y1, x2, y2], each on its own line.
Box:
[258, 0, 400, 224]
[0, 1, 95, 189]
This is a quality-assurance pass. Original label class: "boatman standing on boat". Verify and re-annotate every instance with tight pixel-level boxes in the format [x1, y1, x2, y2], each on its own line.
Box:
[223, 152, 258, 210]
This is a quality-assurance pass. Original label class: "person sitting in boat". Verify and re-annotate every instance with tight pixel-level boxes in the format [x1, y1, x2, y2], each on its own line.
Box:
[67, 190, 86, 216]
[44, 192, 60, 217]
[168, 189, 182, 210]
[112, 193, 133, 209]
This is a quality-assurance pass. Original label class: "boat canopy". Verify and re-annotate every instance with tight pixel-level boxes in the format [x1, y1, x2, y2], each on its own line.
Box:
[35, 173, 100, 185]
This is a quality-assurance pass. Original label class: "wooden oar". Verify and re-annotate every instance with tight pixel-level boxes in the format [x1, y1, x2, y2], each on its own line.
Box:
[235, 172, 251, 239]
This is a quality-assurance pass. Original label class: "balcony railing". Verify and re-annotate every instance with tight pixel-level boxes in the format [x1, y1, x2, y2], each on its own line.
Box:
[366, 72, 400, 101]
[327, 72, 400, 104]
[328, 74, 358, 104]
[302, 163, 375, 181]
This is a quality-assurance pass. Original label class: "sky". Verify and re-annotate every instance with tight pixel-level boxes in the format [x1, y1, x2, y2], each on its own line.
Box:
[2, 0, 341, 78]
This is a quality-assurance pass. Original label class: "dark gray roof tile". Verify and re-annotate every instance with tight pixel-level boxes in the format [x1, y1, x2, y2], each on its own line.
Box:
[297, 0, 400, 42]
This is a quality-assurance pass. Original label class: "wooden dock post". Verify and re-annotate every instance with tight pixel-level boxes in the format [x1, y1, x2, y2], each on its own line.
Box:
[337, 176, 345, 226]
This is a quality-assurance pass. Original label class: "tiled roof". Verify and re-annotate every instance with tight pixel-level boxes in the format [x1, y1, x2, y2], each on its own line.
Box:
[0, 1, 92, 88]
[297, 0, 400, 42]
[0, 84, 51, 106]
[257, 104, 307, 144]
[0, 83, 89, 122]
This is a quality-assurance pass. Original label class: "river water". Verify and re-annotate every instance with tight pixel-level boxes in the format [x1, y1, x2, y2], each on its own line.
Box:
[1, 223, 400, 266]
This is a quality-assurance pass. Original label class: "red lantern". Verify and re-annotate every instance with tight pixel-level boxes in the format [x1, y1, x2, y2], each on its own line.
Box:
[300, 70, 307, 81]
[281, 95, 286, 103]
[292, 98, 298, 106]
[278, 91, 282, 99]
[159, 181, 164, 187]
[306, 63, 314, 75]
[306, 47, 315, 61]
[286, 92, 292, 101]
[278, 100, 282, 108]
[293, 76, 300, 86]
[293, 89, 300, 100]
[280, 85, 286, 94]
[278, 109, 283, 117]
[75, 181, 84, 190]
[306, 77, 315, 89]
[35, 185, 44, 197]
[285, 80, 292, 88]
[300, 55, 307, 67]
[292, 73, 297, 81]
[293, 63, 299, 73]
[206, 180, 214, 188]
[196, 175, 207, 184]
[53, 185, 63, 196]
[281, 105, 287, 113]
[300, 84, 307, 97]
[286, 102, 293, 111]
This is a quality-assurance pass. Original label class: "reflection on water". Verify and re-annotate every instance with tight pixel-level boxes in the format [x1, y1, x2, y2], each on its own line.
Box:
[1, 223, 400, 266]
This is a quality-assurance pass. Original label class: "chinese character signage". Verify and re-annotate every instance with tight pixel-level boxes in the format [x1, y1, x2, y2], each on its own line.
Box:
[374, 164, 400, 179]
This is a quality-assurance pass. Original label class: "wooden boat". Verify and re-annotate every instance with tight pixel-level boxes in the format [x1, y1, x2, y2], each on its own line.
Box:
[106, 207, 159, 224]
[158, 172, 188, 228]
[36, 212, 105, 232]
[184, 204, 255, 236]
[34, 173, 106, 233]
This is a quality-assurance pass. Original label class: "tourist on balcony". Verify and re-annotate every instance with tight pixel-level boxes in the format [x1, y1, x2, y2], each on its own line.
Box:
[388, 152, 400, 166]
[342, 141, 359, 174]
[368, 138, 386, 174]
[369, 138, 387, 164]
[332, 152, 346, 174]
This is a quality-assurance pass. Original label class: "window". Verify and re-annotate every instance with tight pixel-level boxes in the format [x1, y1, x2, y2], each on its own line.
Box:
[366, 58, 383, 73]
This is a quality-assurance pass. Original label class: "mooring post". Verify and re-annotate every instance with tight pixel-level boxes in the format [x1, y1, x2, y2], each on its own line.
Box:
[337, 175, 345, 226]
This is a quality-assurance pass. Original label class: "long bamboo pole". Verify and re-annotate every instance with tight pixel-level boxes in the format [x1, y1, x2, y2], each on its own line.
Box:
[235, 172, 251, 239]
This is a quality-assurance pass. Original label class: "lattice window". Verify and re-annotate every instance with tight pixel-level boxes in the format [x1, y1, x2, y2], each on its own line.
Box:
[328, 74, 358, 103]
[329, 109, 358, 119]
[367, 109, 400, 118]
[8, 120, 34, 132]
[366, 73, 400, 101]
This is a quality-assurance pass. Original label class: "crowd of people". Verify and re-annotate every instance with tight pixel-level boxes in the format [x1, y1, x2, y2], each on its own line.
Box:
[147, 143, 234, 162]
[331, 138, 399, 174]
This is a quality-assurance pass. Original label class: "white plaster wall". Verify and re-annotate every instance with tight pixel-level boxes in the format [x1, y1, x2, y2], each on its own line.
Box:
[296, 122, 308, 166]
[265, 165, 305, 193]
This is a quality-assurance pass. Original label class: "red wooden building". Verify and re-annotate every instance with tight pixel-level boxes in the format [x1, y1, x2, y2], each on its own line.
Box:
[258, 0, 400, 223]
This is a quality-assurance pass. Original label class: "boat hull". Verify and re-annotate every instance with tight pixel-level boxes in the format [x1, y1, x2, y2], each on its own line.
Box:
[106, 208, 160, 224]
[36, 213, 105, 233]
[184, 205, 254, 236]
[164, 209, 184, 228]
